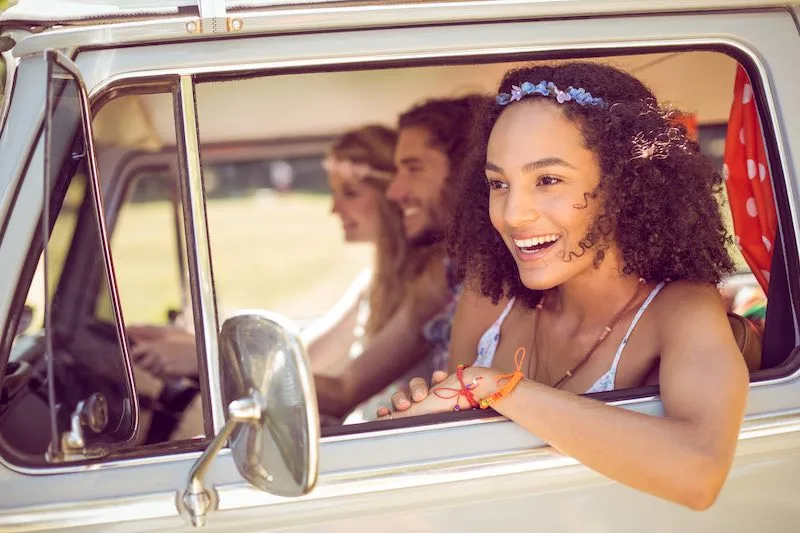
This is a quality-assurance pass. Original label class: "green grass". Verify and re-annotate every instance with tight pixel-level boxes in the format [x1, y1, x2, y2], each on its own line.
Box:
[110, 193, 372, 324]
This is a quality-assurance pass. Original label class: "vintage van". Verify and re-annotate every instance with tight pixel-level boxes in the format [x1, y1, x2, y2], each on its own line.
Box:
[0, 0, 798, 531]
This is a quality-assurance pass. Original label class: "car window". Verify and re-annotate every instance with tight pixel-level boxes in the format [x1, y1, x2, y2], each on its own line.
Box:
[187, 50, 780, 435]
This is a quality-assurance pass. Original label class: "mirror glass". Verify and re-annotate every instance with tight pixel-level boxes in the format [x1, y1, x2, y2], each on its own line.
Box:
[219, 311, 319, 497]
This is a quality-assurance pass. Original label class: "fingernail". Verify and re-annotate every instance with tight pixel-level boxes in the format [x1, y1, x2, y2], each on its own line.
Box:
[412, 389, 423, 401]
[398, 399, 410, 409]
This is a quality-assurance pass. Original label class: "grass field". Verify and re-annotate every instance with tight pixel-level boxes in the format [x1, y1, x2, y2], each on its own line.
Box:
[110, 193, 372, 325]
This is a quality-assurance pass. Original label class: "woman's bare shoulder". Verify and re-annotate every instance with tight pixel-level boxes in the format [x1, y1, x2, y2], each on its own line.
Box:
[649, 280, 736, 349]
[651, 280, 726, 313]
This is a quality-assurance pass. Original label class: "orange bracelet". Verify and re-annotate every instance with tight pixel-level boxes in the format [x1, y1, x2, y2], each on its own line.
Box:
[479, 347, 526, 410]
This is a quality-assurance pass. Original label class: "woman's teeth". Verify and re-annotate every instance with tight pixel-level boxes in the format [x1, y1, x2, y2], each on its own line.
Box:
[514, 234, 560, 250]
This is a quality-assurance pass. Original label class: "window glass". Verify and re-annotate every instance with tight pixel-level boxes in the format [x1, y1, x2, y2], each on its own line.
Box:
[92, 92, 204, 444]
[1, 68, 136, 463]
[98, 170, 186, 326]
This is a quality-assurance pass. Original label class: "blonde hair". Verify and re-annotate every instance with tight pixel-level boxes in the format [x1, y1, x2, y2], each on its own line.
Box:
[330, 126, 450, 337]
[329, 126, 404, 336]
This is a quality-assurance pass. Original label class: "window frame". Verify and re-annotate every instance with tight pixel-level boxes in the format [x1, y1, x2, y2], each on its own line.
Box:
[0, 10, 796, 474]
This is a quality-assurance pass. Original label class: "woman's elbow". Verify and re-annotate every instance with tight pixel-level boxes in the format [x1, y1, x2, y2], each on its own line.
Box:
[677, 457, 729, 511]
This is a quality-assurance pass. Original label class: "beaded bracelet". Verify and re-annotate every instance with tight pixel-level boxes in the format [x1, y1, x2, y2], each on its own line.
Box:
[479, 347, 526, 410]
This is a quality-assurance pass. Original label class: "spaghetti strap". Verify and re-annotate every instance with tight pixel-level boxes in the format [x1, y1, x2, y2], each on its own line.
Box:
[474, 297, 516, 368]
[608, 281, 667, 373]
[497, 297, 516, 323]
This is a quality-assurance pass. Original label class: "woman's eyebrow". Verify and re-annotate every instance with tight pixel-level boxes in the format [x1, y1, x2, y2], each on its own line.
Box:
[521, 157, 576, 173]
[485, 158, 576, 174]
[485, 161, 503, 173]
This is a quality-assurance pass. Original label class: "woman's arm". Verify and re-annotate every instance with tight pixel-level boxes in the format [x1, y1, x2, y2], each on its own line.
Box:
[304, 301, 360, 375]
[388, 283, 749, 510]
[302, 269, 371, 374]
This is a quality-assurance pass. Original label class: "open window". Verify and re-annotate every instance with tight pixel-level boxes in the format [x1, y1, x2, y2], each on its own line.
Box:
[185, 49, 795, 437]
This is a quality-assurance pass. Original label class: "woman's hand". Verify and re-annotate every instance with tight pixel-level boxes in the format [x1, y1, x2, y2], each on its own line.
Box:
[378, 367, 500, 419]
[128, 326, 198, 379]
[375, 370, 448, 417]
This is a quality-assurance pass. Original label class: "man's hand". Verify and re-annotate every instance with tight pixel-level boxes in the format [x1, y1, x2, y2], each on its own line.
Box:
[375, 370, 448, 417]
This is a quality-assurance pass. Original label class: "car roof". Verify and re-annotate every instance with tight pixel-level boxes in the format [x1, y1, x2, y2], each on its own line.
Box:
[2, 0, 797, 26]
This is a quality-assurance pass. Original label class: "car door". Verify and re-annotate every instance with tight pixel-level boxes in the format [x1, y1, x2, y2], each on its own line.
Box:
[0, 4, 799, 532]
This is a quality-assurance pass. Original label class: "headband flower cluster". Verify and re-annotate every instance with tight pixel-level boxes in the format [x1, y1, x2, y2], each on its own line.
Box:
[496, 81, 607, 108]
[322, 155, 394, 183]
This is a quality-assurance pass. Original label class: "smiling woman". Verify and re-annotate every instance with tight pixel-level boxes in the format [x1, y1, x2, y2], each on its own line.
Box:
[385, 61, 750, 510]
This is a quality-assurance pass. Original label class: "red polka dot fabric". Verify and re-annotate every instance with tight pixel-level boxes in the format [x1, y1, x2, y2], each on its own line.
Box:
[722, 65, 777, 292]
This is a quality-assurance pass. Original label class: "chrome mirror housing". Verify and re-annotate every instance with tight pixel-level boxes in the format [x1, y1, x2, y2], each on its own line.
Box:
[181, 311, 320, 527]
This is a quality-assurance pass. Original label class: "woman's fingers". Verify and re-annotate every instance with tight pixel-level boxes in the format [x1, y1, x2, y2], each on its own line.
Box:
[432, 370, 448, 385]
[409, 377, 430, 402]
[391, 390, 411, 411]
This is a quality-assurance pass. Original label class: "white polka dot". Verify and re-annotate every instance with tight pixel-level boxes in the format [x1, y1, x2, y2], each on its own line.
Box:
[722, 163, 730, 181]
[762, 235, 772, 251]
[758, 163, 767, 182]
[739, 127, 746, 145]
[734, 234, 742, 250]
[761, 270, 771, 283]
[742, 83, 753, 104]
[746, 197, 758, 217]
[747, 159, 757, 179]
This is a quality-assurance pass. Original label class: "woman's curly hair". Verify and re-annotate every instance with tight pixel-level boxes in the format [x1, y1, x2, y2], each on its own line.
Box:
[449, 61, 734, 307]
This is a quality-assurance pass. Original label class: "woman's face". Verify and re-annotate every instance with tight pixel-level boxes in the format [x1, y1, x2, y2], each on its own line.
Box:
[329, 171, 382, 243]
[485, 101, 605, 290]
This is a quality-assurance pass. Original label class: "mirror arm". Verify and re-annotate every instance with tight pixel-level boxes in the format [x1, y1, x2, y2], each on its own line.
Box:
[181, 394, 263, 528]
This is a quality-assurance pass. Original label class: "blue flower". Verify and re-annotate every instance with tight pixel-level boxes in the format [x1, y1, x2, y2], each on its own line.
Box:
[520, 81, 535, 94]
[496, 93, 512, 105]
[532, 81, 550, 96]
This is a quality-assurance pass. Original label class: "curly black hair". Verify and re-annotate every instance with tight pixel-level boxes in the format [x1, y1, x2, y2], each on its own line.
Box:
[449, 61, 734, 307]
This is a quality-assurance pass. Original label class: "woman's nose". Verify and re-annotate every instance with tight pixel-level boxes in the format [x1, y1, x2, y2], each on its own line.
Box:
[504, 189, 540, 228]
[331, 198, 342, 215]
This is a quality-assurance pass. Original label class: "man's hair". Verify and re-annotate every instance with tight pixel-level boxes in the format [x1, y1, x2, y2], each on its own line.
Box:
[397, 95, 488, 180]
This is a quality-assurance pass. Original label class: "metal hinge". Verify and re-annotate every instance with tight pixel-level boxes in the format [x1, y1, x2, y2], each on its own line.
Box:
[186, 0, 244, 35]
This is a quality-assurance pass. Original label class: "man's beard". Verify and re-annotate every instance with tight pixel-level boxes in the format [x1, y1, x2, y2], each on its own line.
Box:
[408, 227, 444, 248]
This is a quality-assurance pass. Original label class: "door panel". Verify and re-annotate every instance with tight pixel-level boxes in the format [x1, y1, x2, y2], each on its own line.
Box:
[1, 7, 799, 531]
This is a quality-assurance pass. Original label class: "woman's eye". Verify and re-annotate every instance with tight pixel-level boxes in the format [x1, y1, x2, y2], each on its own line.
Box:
[538, 175, 562, 186]
[487, 178, 507, 190]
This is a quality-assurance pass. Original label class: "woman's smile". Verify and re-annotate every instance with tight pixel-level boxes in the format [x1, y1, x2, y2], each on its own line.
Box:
[511, 233, 562, 262]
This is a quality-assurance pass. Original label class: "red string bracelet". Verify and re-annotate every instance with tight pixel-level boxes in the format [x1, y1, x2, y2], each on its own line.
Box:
[479, 347, 526, 410]
[433, 364, 483, 411]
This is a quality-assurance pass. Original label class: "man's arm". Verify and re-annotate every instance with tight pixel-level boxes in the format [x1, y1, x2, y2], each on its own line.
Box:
[315, 300, 432, 418]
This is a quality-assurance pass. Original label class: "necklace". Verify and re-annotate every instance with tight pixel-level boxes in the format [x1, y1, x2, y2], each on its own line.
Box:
[528, 278, 647, 389]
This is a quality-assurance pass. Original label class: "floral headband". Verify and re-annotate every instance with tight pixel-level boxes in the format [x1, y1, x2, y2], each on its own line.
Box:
[496, 81, 607, 108]
[322, 155, 394, 183]
[496, 82, 694, 162]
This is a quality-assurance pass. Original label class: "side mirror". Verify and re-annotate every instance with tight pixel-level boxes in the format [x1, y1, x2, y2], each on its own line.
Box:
[180, 311, 320, 527]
